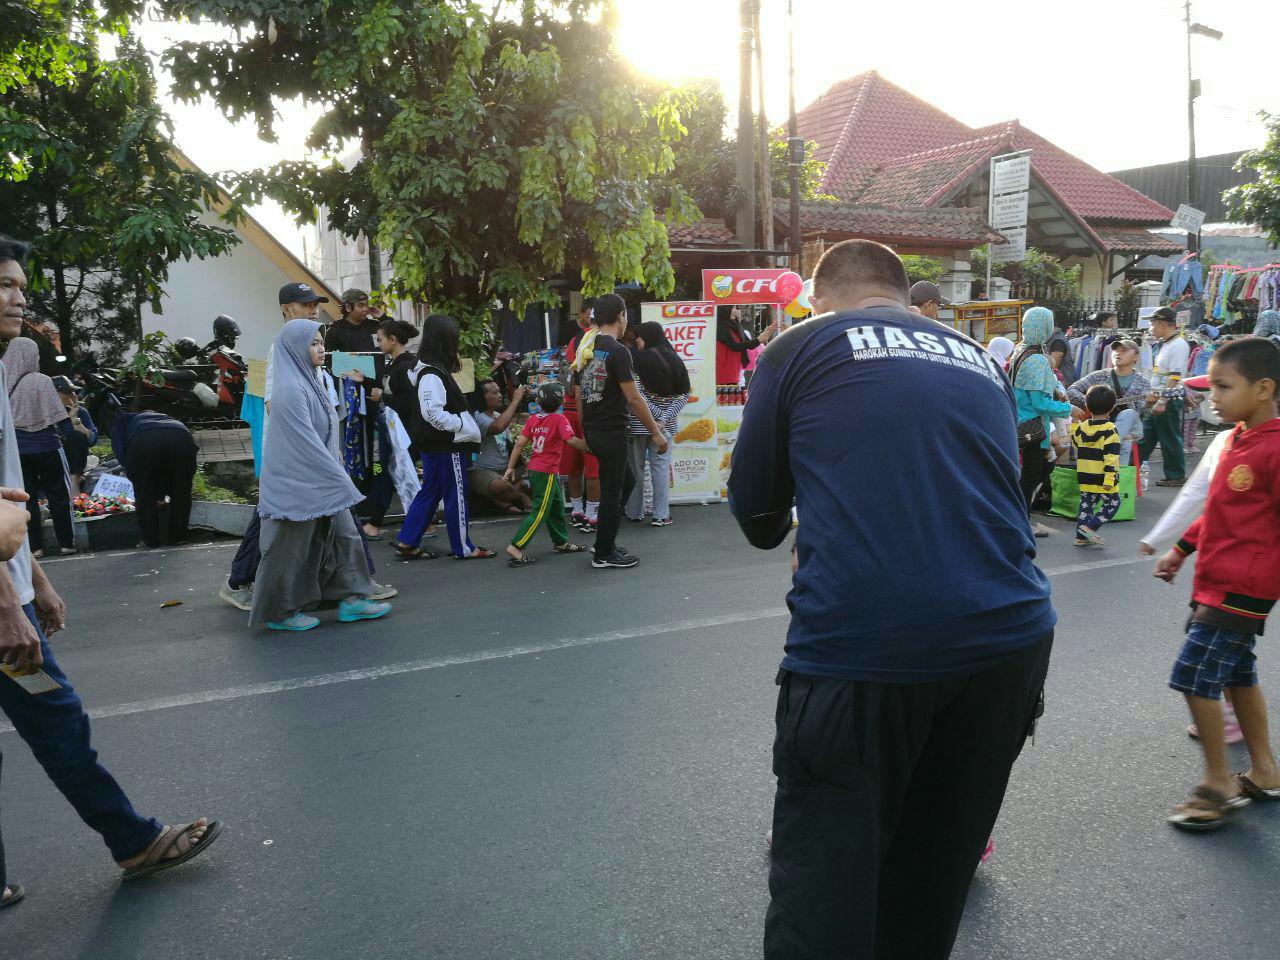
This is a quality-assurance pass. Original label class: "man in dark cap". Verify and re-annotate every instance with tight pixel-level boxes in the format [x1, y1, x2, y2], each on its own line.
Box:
[908, 279, 950, 322]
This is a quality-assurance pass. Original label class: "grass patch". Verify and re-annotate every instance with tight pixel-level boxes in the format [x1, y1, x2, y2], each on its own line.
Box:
[192, 467, 251, 504]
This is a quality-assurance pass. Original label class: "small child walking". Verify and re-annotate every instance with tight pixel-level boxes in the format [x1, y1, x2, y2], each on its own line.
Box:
[1155, 337, 1280, 831]
[1071, 384, 1122, 546]
[503, 382, 590, 568]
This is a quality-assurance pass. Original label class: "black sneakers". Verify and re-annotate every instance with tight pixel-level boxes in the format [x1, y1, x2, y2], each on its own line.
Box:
[592, 549, 639, 569]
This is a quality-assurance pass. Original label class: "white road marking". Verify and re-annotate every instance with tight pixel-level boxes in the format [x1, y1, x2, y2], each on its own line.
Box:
[0, 553, 1154, 731]
[1040, 555, 1152, 576]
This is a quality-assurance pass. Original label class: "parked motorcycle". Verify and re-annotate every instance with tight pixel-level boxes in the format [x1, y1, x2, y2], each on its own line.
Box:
[78, 315, 248, 432]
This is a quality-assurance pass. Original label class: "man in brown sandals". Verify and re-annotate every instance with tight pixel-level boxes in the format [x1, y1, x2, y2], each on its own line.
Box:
[0, 236, 222, 907]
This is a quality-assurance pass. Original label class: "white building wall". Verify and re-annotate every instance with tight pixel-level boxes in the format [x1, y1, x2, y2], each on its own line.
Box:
[141, 208, 337, 363]
[1063, 255, 1124, 302]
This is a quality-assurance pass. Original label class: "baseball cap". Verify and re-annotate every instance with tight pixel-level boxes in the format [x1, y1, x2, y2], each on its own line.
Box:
[341, 287, 369, 304]
[909, 280, 951, 306]
[51, 375, 76, 394]
[278, 282, 329, 306]
[1183, 374, 1210, 390]
[1200, 324, 1220, 340]
[1110, 338, 1140, 353]
[1149, 306, 1176, 324]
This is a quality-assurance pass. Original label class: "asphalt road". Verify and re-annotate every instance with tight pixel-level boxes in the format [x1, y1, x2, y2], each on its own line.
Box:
[2, 471, 1277, 960]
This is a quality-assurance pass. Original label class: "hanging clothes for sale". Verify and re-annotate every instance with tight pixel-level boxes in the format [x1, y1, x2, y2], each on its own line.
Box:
[1160, 255, 1203, 300]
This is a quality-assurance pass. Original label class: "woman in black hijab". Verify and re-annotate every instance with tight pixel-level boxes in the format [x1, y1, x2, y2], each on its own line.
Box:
[625, 322, 691, 526]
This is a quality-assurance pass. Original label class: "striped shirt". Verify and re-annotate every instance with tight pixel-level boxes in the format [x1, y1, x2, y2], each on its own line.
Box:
[626, 386, 688, 437]
[1072, 418, 1121, 494]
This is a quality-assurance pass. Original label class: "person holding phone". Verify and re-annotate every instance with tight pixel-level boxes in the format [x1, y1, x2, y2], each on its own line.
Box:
[0, 234, 222, 908]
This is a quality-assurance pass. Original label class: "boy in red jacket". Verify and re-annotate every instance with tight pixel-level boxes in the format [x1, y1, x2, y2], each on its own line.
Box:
[1155, 337, 1280, 830]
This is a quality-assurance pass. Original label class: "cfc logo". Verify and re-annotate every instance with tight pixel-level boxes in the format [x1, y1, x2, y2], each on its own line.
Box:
[1228, 464, 1254, 492]
[711, 275, 734, 299]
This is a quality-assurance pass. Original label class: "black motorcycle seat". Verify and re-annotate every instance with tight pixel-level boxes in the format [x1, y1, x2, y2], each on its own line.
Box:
[160, 368, 198, 384]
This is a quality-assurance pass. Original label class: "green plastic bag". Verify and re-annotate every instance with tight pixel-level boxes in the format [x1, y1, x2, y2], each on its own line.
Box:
[1049, 465, 1136, 522]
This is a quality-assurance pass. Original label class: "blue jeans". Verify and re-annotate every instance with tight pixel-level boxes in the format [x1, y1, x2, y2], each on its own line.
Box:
[398, 452, 475, 558]
[625, 430, 673, 521]
[0, 605, 161, 878]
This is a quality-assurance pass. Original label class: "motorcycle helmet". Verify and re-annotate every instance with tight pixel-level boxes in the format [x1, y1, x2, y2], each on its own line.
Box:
[212, 314, 241, 346]
[535, 381, 565, 412]
[173, 337, 202, 361]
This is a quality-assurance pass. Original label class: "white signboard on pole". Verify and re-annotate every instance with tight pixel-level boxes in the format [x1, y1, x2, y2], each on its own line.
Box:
[991, 192, 1029, 230]
[1170, 203, 1206, 234]
[986, 150, 1032, 283]
[989, 227, 1027, 264]
[991, 154, 1031, 195]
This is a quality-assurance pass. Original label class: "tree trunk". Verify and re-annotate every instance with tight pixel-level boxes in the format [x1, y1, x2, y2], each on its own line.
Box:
[44, 200, 77, 360]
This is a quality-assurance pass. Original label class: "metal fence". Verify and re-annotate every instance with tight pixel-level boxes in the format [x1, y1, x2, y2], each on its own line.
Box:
[1008, 284, 1141, 328]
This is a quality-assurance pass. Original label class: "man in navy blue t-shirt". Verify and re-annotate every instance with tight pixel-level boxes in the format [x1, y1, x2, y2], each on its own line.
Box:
[730, 240, 1055, 960]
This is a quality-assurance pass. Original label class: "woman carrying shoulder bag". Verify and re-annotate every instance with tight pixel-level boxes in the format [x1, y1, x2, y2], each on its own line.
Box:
[1010, 307, 1084, 537]
[625, 322, 690, 526]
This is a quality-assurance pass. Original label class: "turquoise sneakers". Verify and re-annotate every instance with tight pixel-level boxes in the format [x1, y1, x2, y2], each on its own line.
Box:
[267, 613, 320, 632]
[338, 598, 392, 622]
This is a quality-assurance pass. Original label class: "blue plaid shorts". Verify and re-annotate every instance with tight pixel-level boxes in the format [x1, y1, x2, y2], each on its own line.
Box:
[1168, 622, 1258, 700]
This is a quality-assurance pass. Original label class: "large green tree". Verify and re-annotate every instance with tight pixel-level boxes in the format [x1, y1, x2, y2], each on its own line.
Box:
[1, 1, 238, 362]
[1226, 112, 1280, 246]
[157, 0, 698, 354]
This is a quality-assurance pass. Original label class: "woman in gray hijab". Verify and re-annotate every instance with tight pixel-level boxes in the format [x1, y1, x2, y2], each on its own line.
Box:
[6, 337, 75, 555]
[249, 319, 391, 631]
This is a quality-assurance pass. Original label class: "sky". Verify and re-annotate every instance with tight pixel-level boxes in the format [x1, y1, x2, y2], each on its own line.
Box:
[137, 0, 1272, 259]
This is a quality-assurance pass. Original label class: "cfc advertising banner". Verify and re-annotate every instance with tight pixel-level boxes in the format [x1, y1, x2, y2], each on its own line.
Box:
[701, 268, 802, 305]
[641, 301, 720, 503]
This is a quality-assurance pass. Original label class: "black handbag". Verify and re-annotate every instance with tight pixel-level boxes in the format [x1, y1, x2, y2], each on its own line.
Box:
[1010, 349, 1047, 449]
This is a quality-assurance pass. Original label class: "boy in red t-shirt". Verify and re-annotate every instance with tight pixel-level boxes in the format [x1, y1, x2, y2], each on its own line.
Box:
[1155, 338, 1280, 830]
[503, 382, 590, 567]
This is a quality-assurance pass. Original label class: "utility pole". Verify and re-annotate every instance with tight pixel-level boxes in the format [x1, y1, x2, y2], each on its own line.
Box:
[786, 0, 802, 273]
[1183, 4, 1223, 255]
[736, 0, 756, 253]
[1184, 0, 1199, 254]
[754, 0, 774, 260]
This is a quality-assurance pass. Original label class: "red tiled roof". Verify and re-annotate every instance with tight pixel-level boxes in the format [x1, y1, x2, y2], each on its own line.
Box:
[796, 73, 1174, 226]
[857, 129, 1012, 207]
[1093, 227, 1184, 254]
[970, 122, 1174, 223]
[664, 218, 737, 246]
[797, 72, 972, 199]
[777, 201, 1005, 247]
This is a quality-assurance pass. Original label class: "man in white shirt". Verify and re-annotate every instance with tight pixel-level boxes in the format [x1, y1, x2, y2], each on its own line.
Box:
[1138, 308, 1189, 486]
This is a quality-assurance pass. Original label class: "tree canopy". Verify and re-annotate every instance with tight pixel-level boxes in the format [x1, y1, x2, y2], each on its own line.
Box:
[156, 0, 699, 354]
[1226, 112, 1280, 246]
[1, 1, 238, 362]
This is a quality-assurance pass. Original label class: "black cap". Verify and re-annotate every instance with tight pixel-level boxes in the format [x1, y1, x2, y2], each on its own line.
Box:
[51, 375, 76, 394]
[1149, 306, 1176, 324]
[278, 282, 329, 306]
[909, 280, 951, 306]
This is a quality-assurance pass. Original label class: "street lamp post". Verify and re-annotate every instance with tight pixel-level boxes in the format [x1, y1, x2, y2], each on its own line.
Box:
[1183, 2, 1223, 254]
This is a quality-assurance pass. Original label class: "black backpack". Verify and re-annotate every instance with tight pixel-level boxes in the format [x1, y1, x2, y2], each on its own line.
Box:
[406, 363, 479, 455]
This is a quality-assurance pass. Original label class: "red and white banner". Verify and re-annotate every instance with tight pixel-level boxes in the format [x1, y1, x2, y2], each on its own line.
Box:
[701, 268, 803, 305]
[655, 301, 715, 362]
